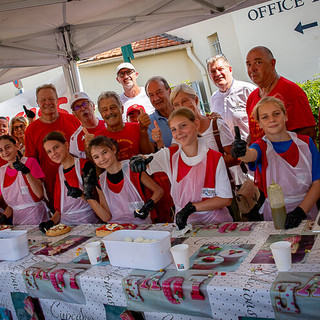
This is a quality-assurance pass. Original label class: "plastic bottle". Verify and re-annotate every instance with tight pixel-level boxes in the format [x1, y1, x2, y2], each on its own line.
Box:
[267, 180, 287, 229]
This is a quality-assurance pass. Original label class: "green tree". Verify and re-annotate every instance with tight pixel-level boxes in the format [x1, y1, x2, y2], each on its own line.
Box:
[297, 75, 320, 126]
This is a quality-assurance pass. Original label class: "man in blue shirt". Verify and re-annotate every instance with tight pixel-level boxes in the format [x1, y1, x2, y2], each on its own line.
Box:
[145, 76, 174, 149]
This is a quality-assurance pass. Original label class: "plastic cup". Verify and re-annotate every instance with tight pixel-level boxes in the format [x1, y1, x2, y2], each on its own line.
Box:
[170, 244, 189, 271]
[270, 241, 292, 271]
[85, 241, 102, 265]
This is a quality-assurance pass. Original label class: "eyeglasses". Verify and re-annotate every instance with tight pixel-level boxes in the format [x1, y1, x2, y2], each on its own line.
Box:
[117, 69, 135, 78]
[73, 101, 91, 112]
[13, 124, 25, 131]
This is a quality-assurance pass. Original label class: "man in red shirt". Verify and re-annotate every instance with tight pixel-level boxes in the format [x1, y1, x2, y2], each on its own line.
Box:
[246, 46, 316, 144]
[69, 92, 105, 158]
[95, 91, 153, 161]
[24, 84, 81, 207]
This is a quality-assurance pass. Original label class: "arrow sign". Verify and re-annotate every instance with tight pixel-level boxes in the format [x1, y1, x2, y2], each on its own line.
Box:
[295, 21, 318, 34]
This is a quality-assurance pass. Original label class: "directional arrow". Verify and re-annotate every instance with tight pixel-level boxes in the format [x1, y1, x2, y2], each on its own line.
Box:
[295, 21, 318, 34]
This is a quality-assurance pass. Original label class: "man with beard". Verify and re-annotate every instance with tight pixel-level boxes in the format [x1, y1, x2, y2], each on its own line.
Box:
[116, 62, 155, 119]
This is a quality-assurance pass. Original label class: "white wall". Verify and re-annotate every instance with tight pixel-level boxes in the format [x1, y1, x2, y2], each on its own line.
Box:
[78, 49, 202, 105]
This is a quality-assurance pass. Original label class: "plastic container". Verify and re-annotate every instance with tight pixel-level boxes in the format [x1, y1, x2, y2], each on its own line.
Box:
[102, 230, 172, 270]
[0, 230, 29, 261]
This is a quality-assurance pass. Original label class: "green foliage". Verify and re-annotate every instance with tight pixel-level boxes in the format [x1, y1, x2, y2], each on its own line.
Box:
[296, 74, 320, 126]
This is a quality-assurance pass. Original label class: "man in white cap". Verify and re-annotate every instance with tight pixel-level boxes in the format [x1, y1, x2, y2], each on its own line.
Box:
[69, 92, 105, 158]
[116, 62, 155, 119]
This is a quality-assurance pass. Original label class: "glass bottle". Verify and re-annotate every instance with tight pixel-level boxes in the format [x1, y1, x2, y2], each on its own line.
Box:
[267, 180, 287, 229]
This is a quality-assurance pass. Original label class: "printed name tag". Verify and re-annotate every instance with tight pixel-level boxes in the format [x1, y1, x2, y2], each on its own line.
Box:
[21, 186, 29, 195]
[201, 188, 216, 198]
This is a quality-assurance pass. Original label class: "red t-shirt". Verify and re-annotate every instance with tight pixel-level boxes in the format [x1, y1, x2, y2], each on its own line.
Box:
[246, 76, 316, 143]
[96, 122, 141, 161]
[24, 113, 81, 204]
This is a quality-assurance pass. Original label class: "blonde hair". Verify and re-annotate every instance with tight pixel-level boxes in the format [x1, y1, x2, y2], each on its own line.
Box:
[168, 107, 197, 126]
[10, 116, 27, 136]
[170, 84, 198, 108]
[252, 96, 286, 121]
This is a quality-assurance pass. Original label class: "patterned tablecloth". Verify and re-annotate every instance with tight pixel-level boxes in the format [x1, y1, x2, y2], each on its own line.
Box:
[0, 221, 319, 320]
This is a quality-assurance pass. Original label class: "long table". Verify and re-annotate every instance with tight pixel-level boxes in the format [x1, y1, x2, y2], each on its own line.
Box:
[0, 221, 319, 320]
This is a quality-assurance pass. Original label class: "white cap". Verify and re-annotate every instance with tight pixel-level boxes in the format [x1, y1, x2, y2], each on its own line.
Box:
[70, 92, 92, 109]
[116, 62, 135, 74]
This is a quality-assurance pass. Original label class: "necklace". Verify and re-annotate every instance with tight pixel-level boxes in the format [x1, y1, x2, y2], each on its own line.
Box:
[259, 74, 279, 98]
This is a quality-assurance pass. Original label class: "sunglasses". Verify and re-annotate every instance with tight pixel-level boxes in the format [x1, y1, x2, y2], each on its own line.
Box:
[73, 101, 91, 112]
[117, 69, 135, 78]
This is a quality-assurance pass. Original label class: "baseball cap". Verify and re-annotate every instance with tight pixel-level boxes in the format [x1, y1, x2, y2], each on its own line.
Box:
[116, 62, 135, 74]
[70, 92, 92, 110]
[126, 104, 145, 116]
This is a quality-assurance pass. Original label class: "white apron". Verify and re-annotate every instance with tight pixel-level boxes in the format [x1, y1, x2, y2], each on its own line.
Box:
[100, 161, 151, 225]
[0, 157, 49, 225]
[171, 145, 232, 224]
[261, 132, 318, 220]
[69, 126, 86, 159]
[59, 158, 99, 225]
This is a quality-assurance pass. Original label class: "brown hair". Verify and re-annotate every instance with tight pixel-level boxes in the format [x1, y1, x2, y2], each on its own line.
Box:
[88, 136, 118, 156]
[252, 96, 286, 121]
[145, 76, 171, 95]
[168, 107, 197, 126]
[43, 131, 67, 145]
[0, 134, 23, 159]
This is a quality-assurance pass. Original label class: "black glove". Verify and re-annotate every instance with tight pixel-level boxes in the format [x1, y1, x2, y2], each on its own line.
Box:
[64, 180, 83, 199]
[82, 168, 97, 200]
[134, 199, 154, 220]
[0, 215, 9, 225]
[130, 155, 153, 173]
[175, 202, 197, 230]
[285, 206, 306, 229]
[231, 126, 247, 158]
[13, 156, 30, 175]
[39, 220, 54, 233]
[23, 105, 35, 119]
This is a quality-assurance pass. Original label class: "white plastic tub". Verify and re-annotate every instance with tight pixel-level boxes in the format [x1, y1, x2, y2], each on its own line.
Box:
[0, 230, 29, 261]
[102, 230, 172, 270]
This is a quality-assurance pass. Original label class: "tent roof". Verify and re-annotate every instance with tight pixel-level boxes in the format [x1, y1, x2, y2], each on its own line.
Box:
[0, 0, 267, 85]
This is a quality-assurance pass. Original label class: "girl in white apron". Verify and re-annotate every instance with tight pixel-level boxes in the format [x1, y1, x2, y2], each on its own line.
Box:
[40, 131, 99, 232]
[0, 135, 49, 225]
[87, 136, 163, 225]
[233, 96, 320, 229]
[130, 107, 233, 230]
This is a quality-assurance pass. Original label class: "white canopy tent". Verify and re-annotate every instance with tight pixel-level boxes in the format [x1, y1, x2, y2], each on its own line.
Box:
[0, 0, 268, 93]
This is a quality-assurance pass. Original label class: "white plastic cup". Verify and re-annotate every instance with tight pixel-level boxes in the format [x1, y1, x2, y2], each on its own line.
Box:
[85, 241, 102, 265]
[270, 241, 292, 271]
[170, 244, 189, 271]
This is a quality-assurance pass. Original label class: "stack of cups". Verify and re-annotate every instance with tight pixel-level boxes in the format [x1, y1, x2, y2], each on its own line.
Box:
[270, 241, 292, 271]
[170, 244, 190, 271]
[85, 241, 102, 265]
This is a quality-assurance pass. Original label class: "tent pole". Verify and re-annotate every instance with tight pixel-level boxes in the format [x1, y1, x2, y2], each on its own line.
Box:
[69, 60, 83, 93]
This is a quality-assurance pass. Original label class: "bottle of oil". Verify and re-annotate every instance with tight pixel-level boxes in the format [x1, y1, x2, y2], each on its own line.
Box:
[267, 180, 287, 229]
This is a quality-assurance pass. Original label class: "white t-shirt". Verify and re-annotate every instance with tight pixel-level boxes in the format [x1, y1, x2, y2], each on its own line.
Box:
[210, 79, 256, 139]
[120, 87, 155, 120]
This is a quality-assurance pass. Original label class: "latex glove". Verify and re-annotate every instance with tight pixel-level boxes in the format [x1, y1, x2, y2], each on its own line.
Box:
[0, 215, 9, 225]
[130, 155, 153, 173]
[13, 156, 30, 175]
[231, 126, 247, 158]
[82, 168, 97, 200]
[39, 220, 54, 233]
[175, 202, 197, 230]
[134, 199, 154, 220]
[285, 206, 306, 229]
[23, 105, 35, 119]
[64, 180, 83, 199]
